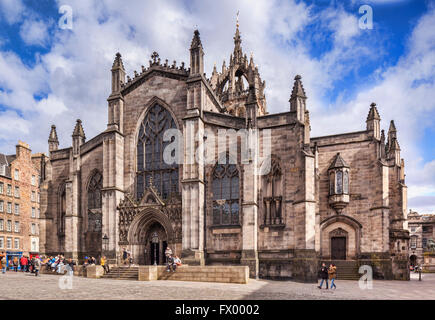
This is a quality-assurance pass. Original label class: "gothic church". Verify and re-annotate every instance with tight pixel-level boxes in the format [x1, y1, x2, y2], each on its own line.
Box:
[39, 23, 410, 281]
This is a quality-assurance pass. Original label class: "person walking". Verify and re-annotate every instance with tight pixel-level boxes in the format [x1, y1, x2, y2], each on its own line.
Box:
[12, 257, 19, 272]
[329, 263, 337, 289]
[122, 248, 128, 265]
[33, 256, 41, 277]
[318, 263, 329, 289]
[20, 256, 28, 272]
[0, 251, 6, 274]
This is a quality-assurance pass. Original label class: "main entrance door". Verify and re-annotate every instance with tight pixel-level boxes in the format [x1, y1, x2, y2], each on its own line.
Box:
[144, 222, 168, 265]
[331, 237, 346, 260]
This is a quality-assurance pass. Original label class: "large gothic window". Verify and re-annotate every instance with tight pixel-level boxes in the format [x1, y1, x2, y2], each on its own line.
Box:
[87, 171, 103, 232]
[212, 155, 239, 225]
[137, 104, 179, 200]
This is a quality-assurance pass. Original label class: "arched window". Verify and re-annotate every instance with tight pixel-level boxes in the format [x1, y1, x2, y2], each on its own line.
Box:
[263, 157, 283, 225]
[88, 171, 103, 232]
[212, 155, 239, 225]
[88, 171, 102, 209]
[137, 104, 178, 200]
[59, 187, 66, 235]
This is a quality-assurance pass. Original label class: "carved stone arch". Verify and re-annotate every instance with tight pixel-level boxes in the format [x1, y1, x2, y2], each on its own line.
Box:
[127, 207, 175, 245]
[320, 215, 362, 260]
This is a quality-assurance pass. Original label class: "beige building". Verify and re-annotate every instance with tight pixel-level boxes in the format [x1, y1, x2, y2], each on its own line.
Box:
[38, 25, 410, 281]
[408, 210, 435, 266]
[0, 141, 44, 265]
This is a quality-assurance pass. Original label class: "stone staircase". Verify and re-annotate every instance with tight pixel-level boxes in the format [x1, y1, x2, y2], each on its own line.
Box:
[100, 266, 139, 280]
[323, 260, 360, 280]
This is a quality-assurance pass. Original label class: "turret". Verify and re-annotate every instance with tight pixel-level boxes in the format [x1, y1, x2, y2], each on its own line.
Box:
[48, 125, 59, 152]
[72, 119, 85, 155]
[289, 75, 307, 123]
[189, 30, 204, 76]
[366, 102, 381, 140]
[111, 52, 125, 94]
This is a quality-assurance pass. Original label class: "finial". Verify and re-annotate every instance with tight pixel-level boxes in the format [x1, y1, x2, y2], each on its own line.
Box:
[236, 10, 240, 28]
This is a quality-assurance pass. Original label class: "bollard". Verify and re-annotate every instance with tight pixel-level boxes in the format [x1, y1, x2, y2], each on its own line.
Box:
[419, 269, 421, 281]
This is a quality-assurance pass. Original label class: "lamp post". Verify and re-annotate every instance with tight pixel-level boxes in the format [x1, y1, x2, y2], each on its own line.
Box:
[102, 234, 109, 256]
[151, 232, 159, 266]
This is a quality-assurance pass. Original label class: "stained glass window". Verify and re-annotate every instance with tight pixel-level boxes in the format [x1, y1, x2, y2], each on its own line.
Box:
[212, 154, 239, 225]
[137, 104, 179, 199]
[88, 171, 103, 209]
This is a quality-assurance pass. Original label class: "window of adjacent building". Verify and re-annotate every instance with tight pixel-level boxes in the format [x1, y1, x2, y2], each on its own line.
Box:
[0, 165, 5, 176]
[0, 237, 3, 249]
[0, 219, 3, 231]
[31, 175, 36, 186]
[37, 208, 40, 218]
[6, 184, 11, 196]
[0, 182, 3, 194]
[14, 186, 19, 198]
[6, 237, 11, 249]
[6, 220, 11, 232]
[31, 223, 36, 235]
[31, 207, 36, 218]
[7, 202, 11, 214]
[411, 236, 417, 249]
[423, 238, 427, 248]
[14, 221, 19, 233]
[37, 192, 40, 203]
[410, 226, 416, 232]
[212, 154, 240, 225]
[31, 191, 35, 202]
[14, 203, 19, 215]
[31, 237, 38, 252]
[0, 200, 3, 212]
[14, 169, 19, 181]
[14, 238, 19, 249]
[423, 226, 433, 233]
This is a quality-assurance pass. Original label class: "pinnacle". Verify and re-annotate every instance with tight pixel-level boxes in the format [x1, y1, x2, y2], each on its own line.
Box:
[290, 74, 307, 100]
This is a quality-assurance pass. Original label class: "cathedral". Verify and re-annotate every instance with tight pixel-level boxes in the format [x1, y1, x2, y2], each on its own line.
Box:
[38, 23, 410, 281]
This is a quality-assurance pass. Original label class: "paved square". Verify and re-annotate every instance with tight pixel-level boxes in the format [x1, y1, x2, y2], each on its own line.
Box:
[0, 272, 433, 300]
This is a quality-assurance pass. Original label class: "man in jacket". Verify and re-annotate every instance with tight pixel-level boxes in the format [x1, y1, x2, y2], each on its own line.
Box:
[0, 251, 6, 274]
[20, 256, 28, 272]
[33, 256, 41, 277]
[318, 263, 329, 289]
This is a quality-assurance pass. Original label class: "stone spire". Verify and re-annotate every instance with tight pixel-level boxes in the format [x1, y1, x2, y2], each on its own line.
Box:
[289, 75, 307, 122]
[366, 102, 381, 140]
[189, 29, 204, 76]
[48, 124, 59, 152]
[72, 119, 85, 155]
[233, 11, 243, 63]
[111, 52, 126, 94]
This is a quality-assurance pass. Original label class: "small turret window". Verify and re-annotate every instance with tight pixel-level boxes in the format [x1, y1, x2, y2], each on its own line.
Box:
[336, 171, 343, 194]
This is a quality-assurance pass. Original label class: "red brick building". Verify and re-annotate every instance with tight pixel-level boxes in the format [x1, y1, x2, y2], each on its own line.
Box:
[0, 141, 45, 266]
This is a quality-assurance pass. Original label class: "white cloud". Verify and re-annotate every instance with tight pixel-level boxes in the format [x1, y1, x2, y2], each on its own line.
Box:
[0, 0, 26, 24]
[19, 18, 50, 47]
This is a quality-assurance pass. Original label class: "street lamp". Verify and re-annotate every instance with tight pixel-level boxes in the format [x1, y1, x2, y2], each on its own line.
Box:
[151, 232, 159, 266]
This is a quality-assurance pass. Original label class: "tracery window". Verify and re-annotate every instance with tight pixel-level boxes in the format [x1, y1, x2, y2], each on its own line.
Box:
[59, 187, 66, 235]
[212, 155, 239, 225]
[88, 171, 103, 209]
[137, 104, 179, 200]
[88, 171, 103, 232]
[263, 157, 283, 225]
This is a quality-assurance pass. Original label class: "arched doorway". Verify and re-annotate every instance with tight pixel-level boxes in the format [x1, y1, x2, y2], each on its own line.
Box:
[127, 207, 175, 265]
[410, 255, 417, 267]
[144, 222, 168, 265]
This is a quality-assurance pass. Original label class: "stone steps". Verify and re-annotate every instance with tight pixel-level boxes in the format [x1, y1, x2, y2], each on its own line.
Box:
[101, 267, 139, 280]
[322, 260, 360, 280]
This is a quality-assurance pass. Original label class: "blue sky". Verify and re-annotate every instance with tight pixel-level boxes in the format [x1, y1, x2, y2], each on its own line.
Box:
[0, 0, 434, 213]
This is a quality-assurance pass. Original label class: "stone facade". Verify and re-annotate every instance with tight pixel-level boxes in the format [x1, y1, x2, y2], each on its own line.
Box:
[408, 210, 435, 267]
[0, 141, 44, 260]
[38, 24, 410, 281]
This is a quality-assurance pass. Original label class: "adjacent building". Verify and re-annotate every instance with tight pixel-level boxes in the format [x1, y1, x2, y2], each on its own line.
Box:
[408, 210, 435, 266]
[0, 141, 45, 266]
[38, 24, 410, 281]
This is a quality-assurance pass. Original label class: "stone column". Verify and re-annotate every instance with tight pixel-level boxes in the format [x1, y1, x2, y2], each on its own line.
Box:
[102, 131, 124, 264]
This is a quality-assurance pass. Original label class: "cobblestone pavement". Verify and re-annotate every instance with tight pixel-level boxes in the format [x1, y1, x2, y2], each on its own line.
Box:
[0, 271, 433, 300]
